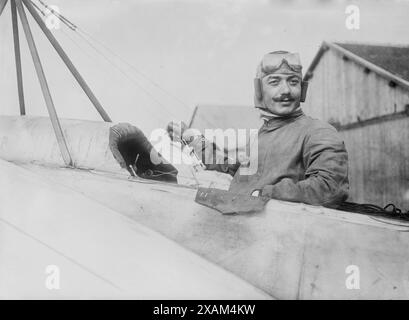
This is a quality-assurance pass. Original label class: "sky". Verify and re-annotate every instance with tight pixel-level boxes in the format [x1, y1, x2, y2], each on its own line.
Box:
[1, 0, 409, 133]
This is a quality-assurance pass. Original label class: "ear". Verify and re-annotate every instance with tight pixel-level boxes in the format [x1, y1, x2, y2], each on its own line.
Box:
[300, 81, 308, 102]
[254, 78, 263, 101]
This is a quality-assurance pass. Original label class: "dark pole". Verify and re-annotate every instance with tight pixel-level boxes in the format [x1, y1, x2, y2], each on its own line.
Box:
[22, 0, 112, 122]
[11, 0, 25, 115]
[15, 0, 73, 166]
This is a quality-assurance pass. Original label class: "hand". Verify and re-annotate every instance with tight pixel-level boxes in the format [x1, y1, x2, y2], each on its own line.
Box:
[182, 128, 202, 144]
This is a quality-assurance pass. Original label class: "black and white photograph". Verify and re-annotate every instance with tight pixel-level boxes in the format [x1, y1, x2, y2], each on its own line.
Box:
[0, 0, 409, 304]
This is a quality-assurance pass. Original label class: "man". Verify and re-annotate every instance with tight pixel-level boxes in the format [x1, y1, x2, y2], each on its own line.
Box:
[186, 51, 349, 207]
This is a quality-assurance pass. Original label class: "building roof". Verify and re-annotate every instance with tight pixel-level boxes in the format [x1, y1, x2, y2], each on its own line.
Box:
[336, 43, 409, 82]
[188, 104, 262, 132]
[304, 41, 409, 91]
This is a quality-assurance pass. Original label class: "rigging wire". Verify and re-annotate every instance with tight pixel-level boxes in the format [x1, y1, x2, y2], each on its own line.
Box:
[29, 1, 173, 125]
[32, 0, 192, 116]
[29, 0, 45, 16]
[77, 28, 193, 114]
[30, 0, 177, 122]
[60, 31, 171, 124]
[72, 30, 176, 119]
[33, 0, 180, 120]
[37, 0, 77, 31]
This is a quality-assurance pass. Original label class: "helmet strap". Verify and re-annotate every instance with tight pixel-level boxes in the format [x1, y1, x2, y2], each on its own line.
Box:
[254, 78, 263, 100]
[300, 81, 308, 102]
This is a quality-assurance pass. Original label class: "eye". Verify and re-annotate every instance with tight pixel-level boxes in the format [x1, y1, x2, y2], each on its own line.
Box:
[289, 78, 300, 86]
[267, 78, 280, 86]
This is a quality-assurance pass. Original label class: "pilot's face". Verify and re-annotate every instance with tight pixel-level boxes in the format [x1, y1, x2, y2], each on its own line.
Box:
[261, 73, 302, 116]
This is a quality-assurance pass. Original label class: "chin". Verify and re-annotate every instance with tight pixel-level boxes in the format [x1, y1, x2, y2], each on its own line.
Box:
[280, 108, 296, 115]
[267, 105, 298, 115]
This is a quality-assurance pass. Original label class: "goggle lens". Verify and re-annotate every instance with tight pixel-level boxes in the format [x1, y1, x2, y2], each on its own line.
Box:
[261, 52, 302, 75]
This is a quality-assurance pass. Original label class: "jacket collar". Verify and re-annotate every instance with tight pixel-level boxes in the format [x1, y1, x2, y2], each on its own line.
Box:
[260, 108, 305, 132]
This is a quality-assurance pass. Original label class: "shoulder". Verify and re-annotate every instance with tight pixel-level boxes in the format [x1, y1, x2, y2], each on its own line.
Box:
[298, 115, 337, 131]
[297, 115, 339, 135]
[298, 115, 345, 146]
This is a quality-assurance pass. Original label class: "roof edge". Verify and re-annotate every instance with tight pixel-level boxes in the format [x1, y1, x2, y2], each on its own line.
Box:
[304, 41, 330, 81]
[304, 41, 409, 91]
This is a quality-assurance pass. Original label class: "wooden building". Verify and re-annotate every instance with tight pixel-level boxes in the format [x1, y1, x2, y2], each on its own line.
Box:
[303, 42, 409, 209]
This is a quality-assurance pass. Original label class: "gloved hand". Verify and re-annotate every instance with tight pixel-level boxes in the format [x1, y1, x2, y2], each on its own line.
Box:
[182, 128, 240, 176]
[182, 128, 203, 145]
[182, 128, 216, 166]
[166, 120, 187, 142]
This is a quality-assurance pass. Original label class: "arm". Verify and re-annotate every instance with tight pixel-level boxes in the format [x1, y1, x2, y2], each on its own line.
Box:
[261, 126, 349, 207]
[185, 132, 240, 176]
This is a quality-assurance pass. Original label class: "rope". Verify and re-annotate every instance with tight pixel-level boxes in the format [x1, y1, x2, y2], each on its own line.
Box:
[337, 201, 409, 221]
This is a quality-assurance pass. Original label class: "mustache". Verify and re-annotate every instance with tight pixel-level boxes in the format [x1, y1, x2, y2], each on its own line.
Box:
[272, 95, 295, 102]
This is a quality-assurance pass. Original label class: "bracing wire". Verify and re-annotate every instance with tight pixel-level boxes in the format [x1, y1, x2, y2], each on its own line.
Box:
[30, 0, 176, 121]
[77, 28, 193, 114]
[32, 0, 192, 117]
[29, 0, 175, 125]
[72, 30, 177, 119]
[37, 0, 77, 30]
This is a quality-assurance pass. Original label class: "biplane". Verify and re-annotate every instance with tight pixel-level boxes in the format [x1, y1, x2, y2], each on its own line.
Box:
[1, 0, 408, 299]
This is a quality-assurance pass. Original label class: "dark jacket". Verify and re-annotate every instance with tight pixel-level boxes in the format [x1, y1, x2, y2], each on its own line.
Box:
[189, 111, 349, 207]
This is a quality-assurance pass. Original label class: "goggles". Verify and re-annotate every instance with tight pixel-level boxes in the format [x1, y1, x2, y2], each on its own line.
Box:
[257, 51, 302, 78]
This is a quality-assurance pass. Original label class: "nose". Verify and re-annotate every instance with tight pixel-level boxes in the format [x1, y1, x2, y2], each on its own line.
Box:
[279, 81, 291, 95]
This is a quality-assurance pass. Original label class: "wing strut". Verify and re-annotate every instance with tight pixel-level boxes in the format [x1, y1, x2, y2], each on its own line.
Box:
[11, 0, 25, 115]
[15, 0, 73, 166]
[1, 0, 114, 166]
[22, 0, 112, 123]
